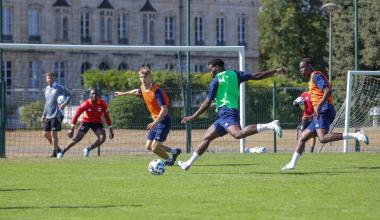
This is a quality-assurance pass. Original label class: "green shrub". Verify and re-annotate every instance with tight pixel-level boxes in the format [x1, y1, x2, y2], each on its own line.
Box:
[20, 101, 44, 129]
[108, 96, 150, 129]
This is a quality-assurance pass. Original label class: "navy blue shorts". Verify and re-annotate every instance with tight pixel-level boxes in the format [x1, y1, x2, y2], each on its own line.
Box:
[307, 104, 336, 132]
[147, 116, 171, 142]
[213, 106, 240, 137]
[78, 122, 104, 134]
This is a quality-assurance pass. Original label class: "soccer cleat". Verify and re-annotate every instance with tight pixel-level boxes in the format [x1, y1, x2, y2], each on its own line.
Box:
[171, 148, 182, 164]
[281, 163, 294, 171]
[355, 131, 369, 145]
[56, 152, 64, 159]
[164, 158, 174, 166]
[178, 161, 191, 171]
[50, 148, 62, 158]
[272, 120, 283, 138]
[83, 148, 90, 158]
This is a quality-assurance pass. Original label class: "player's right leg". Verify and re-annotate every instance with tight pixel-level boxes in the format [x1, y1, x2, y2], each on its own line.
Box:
[178, 124, 220, 171]
[42, 119, 56, 157]
[83, 127, 106, 157]
[57, 131, 86, 158]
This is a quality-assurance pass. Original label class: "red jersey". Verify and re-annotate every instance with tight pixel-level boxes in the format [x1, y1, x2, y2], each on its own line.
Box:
[71, 98, 112, 126]
[300, 91, 314, 117]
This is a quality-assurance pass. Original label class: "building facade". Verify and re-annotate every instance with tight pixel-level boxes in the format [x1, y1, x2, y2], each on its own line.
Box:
[1, 0, 259, 103]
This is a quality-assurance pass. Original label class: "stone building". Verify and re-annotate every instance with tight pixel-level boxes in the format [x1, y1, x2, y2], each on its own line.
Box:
[1, 0, 259, 103]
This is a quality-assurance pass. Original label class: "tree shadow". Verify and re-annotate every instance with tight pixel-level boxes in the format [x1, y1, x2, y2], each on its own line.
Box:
[0, 204, 142, 210]
[0, 188, 35, 192]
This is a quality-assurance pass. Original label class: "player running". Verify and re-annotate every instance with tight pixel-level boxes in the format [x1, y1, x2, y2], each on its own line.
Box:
[282, 58, 369, 170]
[178, 58, 285, 171]
[114, 65, 181, 166]
[293, 91, 316, 152]
[57, 88, 114, 158]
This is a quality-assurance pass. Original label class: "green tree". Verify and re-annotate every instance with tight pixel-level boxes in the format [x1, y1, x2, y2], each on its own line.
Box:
[259, 0, 328, 78]
[20, 101, 44, 129]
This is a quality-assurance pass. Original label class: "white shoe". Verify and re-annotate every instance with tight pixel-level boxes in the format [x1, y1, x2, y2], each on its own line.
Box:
[56, 152, 63, 159]
[281, 163, 294, 171]
[83, 148, 90, 157]
[355, 131, 369, 145]
[271, 120, 282, 138]
[178, 161, 191, 171]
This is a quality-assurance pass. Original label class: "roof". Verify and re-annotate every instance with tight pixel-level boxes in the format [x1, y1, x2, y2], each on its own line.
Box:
[52, 0, 70, 7]
[140, 0, 156, 12]
[98, 0, 114, 9]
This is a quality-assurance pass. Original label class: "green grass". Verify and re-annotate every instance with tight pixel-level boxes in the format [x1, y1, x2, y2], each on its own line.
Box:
[0, 153, 379, 220]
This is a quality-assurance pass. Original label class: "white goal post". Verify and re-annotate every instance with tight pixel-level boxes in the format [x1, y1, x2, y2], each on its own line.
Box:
[0, 43, 247, 153]
[344, 70, 380, 152]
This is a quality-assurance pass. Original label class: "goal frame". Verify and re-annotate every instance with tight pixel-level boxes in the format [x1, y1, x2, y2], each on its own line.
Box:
[344, 70, 380, 152]
[0, 43, 247, 153]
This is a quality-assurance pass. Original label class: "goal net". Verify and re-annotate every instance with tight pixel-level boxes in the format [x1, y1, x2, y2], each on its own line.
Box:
[325, 71, 380, 152]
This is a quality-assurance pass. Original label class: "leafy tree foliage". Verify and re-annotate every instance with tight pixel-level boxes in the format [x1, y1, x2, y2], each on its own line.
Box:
[20, 101, 44, 129]
[259, 0, 328, 79]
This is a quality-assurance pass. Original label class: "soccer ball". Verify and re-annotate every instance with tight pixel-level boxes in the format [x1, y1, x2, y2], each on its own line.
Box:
[148, 159, 166, 175]
[294, 96, 305, 110]
[57, 95, 67, 105]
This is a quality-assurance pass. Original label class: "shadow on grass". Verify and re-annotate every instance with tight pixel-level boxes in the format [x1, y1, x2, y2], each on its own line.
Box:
[193, 163, 258, 167]
[0, 188, 35, 192]
[0, 204, 142, 210]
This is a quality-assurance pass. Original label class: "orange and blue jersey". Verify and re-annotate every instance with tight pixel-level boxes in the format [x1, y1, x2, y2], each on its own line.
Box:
[308, 71, 333, 108]
[138, 83, 170, 120]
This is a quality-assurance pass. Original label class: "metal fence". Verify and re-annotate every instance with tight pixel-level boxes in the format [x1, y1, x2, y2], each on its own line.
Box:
[2, 85, 379, 158]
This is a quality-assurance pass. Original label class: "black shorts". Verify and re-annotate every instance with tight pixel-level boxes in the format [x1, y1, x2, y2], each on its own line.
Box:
[43, 115, 64, 132]
[78, 122, 104, 134]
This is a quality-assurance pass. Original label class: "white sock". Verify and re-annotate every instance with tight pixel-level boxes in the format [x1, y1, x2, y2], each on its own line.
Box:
[187, 152, 200, 165]
[343, 133, 356, 139]
[257, 123, 272, 132]
[170, 148, 177, 154]
[289, 152, 301, 167]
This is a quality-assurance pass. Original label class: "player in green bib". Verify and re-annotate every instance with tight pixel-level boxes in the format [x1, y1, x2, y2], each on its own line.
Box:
[179, 58, 285, 171]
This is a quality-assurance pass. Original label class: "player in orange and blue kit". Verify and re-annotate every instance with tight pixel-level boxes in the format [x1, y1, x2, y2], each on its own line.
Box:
[114, 65, 181, 166]
[57, 88, 114, 158]
[282, 58, 369, 170]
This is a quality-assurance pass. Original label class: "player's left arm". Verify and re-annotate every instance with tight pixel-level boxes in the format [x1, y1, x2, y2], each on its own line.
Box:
[249, 68, 286, 80]
[102, 102, 114, 139]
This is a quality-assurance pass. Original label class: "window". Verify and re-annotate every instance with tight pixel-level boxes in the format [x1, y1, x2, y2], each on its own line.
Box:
[100, 11, 113, 42]
[118, 13, 128, 44]
[165, 63, 174, 71]
[1, 61, 12, 94]
[55, 61, 66, 84]
[99, 62, 110, 71]
[194, 64, 204, 73]
[238, 16, 246, 46]
[216, 17, 225, 46]
[2, 7, 12, 41]
[194, 16, 204, 45]
[81, 62, 92, 86]
[54, 8, 70, 41]
[28, 8, 41, 42]
[118, 63, 128, 70]
[80, 11, 91, 43]
[142, 13, 156, 45]
[165, 16, 175, 45]
[29, 61, 41, 98]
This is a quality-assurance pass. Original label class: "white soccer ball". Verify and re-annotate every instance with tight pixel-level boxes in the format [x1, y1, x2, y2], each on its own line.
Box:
[148, 159, 166, 175]
[57, 95, 67, 105]
[294, 96, 305, 110]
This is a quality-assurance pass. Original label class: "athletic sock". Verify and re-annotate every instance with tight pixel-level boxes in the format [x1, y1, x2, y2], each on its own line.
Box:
[170, 148, 177, 154]
[343, 133, 356, 139]
[289, 152, 301, 167]
[257, 123, 272, 132]
[187, 152, 200, 165]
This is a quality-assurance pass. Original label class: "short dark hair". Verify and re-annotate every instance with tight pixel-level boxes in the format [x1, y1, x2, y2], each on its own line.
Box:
[301, 58, 314, 66]
[208, 58, 225, 68]
[45, 72, 55, 78]
[90, 87, 100, 95]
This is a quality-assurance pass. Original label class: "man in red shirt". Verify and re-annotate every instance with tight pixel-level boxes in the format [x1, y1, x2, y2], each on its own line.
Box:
[293, 91, 316, 152]
[57, 88, 114, 158]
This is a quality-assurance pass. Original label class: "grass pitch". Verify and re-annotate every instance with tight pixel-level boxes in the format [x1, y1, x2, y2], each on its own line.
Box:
[0, 153, 379, 220]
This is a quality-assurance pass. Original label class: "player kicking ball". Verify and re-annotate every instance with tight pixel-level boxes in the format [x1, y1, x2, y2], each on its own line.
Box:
[282, 58, 369, 170]
[179, 58, 285, 171]
[114, 65, 181, 166]
[57, 88, 114, 158]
